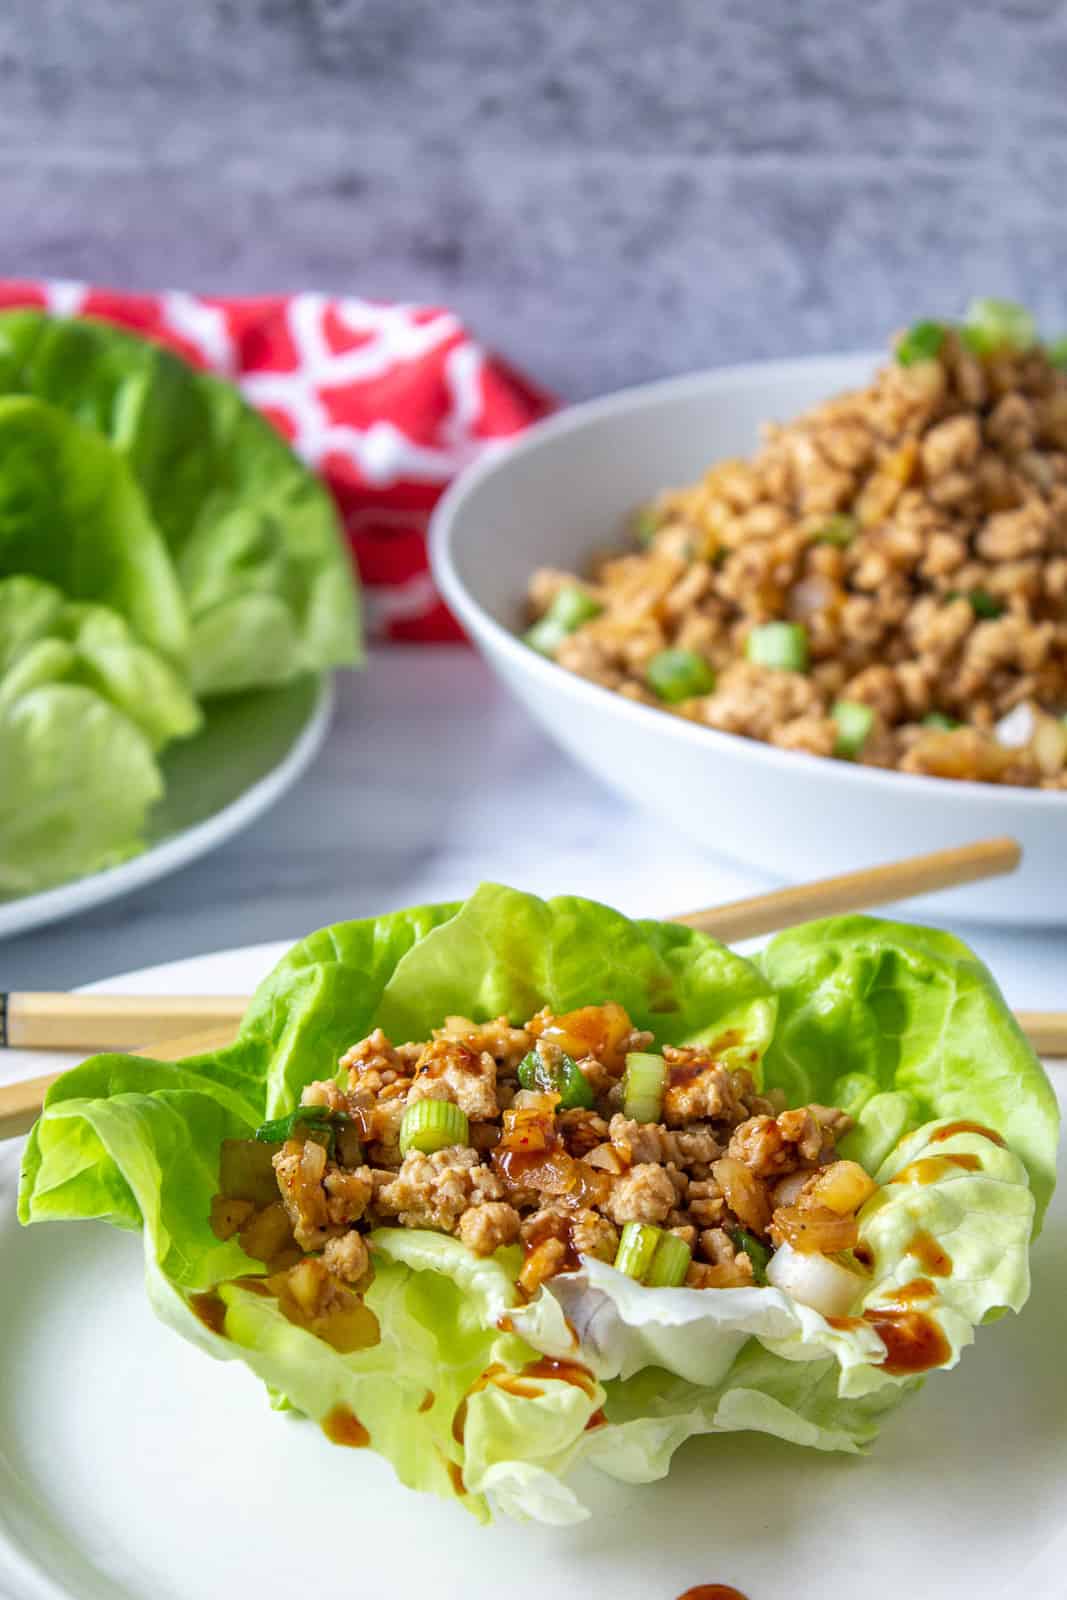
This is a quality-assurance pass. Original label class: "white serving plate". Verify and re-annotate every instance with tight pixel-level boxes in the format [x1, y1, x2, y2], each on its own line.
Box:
[0, 675, 332, 939]
[1, 941, 1065, 1600]
[430, 353, 1067, 926]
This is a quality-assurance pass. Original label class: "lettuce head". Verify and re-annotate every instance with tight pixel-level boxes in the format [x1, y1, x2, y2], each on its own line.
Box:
[18, 886, 1058, 1522]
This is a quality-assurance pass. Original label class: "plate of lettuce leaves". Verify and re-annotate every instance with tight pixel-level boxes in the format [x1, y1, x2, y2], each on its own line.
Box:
[4, 886, 1063, 1600]
[0, 310, 360, 935]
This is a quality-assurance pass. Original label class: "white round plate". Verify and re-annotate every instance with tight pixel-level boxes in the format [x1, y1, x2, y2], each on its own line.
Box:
[0, 675, 333, 940]
[1, 943, 1065, 1600]
[431, 353, 1067, 927]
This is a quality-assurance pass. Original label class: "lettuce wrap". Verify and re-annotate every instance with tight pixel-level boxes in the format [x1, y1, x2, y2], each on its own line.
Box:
[0, 309, 361, 696]
[18, 886, 1058, 1523]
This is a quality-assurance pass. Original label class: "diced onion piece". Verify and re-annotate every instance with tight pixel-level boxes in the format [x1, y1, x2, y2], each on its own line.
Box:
[614, 1221, 661, 1281]
[766, 1241, 865, 1318]
[622, 1052, 667, 1124]
[771, 1204, 859, 1254]
[399, 1098, 470, 1157]
[645, 1231, 692, 1288]
[1032, 713, 1067, 777]
[995, 702, 1035, 749]
[805, 1160, 878, 1216]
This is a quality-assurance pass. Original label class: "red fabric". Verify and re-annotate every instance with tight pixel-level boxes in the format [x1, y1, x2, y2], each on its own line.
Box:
[0, 280, 555, 640]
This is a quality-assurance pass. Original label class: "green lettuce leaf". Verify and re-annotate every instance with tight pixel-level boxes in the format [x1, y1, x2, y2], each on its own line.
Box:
[758, 915, 1060, 1227]
[0, 394, 188, 662]
[0, 310, 361, 695]
[0, 575, 200, 751]
[16, 890, 1058, 1521]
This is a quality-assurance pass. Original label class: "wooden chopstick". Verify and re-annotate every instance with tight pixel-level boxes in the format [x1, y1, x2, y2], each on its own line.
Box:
[2, 835, 1062, 1144]
[673, 836, 1021, 942]
[0, 1025, 239, 1142]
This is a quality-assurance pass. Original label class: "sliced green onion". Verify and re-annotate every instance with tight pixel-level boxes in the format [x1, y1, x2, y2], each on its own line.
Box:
[615, 1222, 692, 1287]
[832, 700, 875, 759]
[255, 1104, 352, 1159]
[614, 1221, 662, 1282]
[1048, 337, 1067, 371]
[814, 513, 856, 547]
[967, 588, 1003, 619]
[896, 320, 946, 367]
[622, 1052, 667, 1124]
[646, 648, 715, 704]
[922, 711, 960, 731]
[962, 297, 1036, 356]
[730, 1227, 771, 1285]
[746, 621, 809, 673]
[399, 1098, 470, 1157]
[523, 585, 602, 657]
[633, 506, 660, 545]
[516, 1048, 594, 1110]
[645, 1231, 693, 1288]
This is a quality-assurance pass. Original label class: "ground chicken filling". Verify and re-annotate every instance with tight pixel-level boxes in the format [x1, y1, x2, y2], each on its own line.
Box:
[524, 319, 1067, 787]
[209, 1002, 880, 1342]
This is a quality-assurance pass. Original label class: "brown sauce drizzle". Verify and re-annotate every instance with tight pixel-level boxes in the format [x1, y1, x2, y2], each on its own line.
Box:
[677, 1587, 749, 1600]
[826, 1315, 863, 1331]
[853, 1241, 875, 1269]
[890, 1277, 936, 1303]
[189, 1291, 227, 1336]
[232, 1275, 271, 1296]
[929, 1120, 1005, 1147]
[321, 1404, 370, 1447]
[585, 1407, 607, 1430]
[863, 1307, 951, 1375]
[892, 1152, 980, 1185]
[418, 1390, 435, 1413]
[908, 1230, 952, 1276]
[445, 1459, 465, 1496]
[496, 1313, 514, 1334]
[452, 1357, 597, 1443]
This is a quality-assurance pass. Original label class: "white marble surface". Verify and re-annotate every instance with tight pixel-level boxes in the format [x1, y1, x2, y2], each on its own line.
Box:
[3, 644, 1066, 1021]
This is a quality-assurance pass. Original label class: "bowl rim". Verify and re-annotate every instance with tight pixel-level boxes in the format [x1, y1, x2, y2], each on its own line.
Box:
[430, 350, 1066, 815]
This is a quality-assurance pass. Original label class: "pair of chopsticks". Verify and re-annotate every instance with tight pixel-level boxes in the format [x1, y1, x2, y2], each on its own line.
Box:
[1, 837, 1062, 1143]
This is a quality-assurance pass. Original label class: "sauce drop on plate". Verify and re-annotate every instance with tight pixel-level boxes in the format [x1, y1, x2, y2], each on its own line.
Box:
[418, 1390, 435, 1413]
[677, 1586, 749, 1600]
[321, 1404, 370, 1448]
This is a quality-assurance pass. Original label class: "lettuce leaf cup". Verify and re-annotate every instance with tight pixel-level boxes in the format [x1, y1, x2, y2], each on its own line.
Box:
[18, 886, 1058, 1524]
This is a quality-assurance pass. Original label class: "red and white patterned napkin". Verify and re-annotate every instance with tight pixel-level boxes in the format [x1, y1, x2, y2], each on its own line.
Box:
[0, 280, 555, 641]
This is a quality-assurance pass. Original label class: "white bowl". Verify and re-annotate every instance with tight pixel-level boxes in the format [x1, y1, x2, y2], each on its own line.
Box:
[431, 353, 1067, 926]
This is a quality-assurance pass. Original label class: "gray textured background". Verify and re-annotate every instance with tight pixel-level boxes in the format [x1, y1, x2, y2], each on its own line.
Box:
[4, 0, 1066, 398]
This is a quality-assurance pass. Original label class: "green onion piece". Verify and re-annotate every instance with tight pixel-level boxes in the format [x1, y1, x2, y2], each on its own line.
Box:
[1048, 337, 1067, 370]
[814, 513, 856, 547]
[646, 648, 716, 704]
[645, 1231, 693, 1288]
[962, 297, 1036, 356]
[255, 1104, 351, 1159]
[831, 700, 874, 759]
[614, 1221, 662, 1282]
[523, 616, 568, 657]
[896, 320, 946, 367]
[968, 588, 1003, 619]
[745, 621, 809, 673]
[922, 711, 961, 730]
[730, 1227, 771, 1285]
[622, 1052, 667, 1124]
[516, 1048, 594, 1110]
[523, 585, 602, 657]
[633, 506, 660, 545]
[399, 1098, 470, 1157]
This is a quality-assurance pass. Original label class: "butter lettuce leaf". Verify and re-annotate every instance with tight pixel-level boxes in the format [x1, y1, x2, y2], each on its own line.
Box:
[17, 891, 1057, 1521]
[0, 310, 361, 695]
